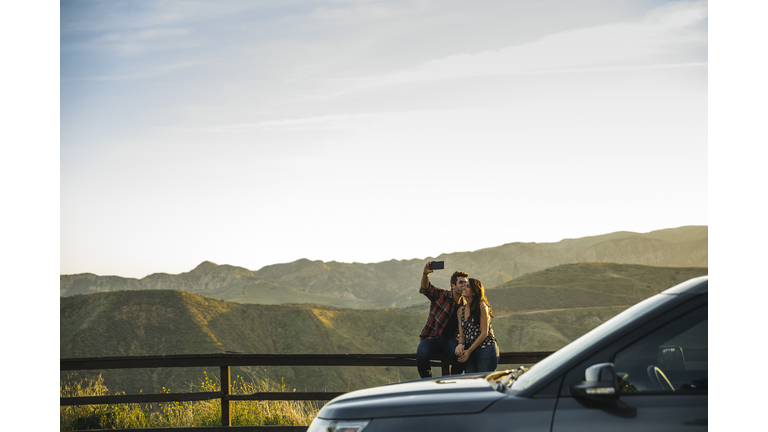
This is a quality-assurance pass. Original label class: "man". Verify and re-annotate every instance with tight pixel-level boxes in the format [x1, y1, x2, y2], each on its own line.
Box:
[416, 260, 468, 378]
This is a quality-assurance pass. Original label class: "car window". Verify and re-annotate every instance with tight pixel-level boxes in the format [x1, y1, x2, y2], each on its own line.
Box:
[511, 294, 675, 394]
[613, 305, 707, 394]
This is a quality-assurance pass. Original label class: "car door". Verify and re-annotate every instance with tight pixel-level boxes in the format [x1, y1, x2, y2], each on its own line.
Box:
[551, 301, 708, 432]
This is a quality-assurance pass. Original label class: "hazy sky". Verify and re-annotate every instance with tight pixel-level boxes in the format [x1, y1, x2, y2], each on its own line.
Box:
[60, 0, 709, 278]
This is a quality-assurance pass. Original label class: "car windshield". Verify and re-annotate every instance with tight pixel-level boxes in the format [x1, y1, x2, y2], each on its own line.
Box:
[508, 293, 674, 393]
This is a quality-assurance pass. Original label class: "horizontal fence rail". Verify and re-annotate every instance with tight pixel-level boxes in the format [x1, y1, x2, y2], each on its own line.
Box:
[61, 351, 554, 430]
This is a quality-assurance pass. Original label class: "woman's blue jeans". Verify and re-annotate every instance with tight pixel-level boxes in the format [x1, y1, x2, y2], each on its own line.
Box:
[464, 343, 500, 374]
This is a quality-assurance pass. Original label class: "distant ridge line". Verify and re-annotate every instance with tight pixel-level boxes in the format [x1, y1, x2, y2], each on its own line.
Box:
[60, 225, 707, 309]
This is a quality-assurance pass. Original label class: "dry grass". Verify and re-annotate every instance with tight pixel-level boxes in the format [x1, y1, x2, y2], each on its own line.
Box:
[60, 372, 322, 431]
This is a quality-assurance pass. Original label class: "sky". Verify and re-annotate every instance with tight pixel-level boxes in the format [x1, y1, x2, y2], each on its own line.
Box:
[58, 0, 711, 278]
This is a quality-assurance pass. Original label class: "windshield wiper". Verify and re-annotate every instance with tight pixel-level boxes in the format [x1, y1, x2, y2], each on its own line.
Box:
[487, 366, 530, 392]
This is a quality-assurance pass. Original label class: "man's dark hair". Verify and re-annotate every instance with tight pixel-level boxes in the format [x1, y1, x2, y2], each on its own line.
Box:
[450, 270, 469, 286]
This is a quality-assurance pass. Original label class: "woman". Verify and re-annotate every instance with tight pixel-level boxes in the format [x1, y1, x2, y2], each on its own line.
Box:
[455, 278, 499, 373]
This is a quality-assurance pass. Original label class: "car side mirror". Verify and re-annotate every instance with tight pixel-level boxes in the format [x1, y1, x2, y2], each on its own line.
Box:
[570, 362, 619, 401]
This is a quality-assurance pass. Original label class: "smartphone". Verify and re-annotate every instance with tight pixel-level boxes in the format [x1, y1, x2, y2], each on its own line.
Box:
[429, 261, 445, 270]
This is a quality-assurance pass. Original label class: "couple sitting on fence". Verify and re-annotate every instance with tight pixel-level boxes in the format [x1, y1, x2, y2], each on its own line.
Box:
[416, 261, 499, 378]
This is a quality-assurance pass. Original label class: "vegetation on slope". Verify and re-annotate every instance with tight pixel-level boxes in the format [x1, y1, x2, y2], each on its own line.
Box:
[61, 263, 708, 397]
[488, 263, 709, 314]
[60, 372, 319, 430]
[61, 290, 426, 395]
[60, 226, 708, 309]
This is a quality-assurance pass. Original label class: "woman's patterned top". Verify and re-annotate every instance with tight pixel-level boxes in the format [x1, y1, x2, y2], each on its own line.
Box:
[461, 304, 496, 349]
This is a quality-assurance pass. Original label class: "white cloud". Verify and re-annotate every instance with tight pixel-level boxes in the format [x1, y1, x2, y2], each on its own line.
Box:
[62, 26, 200, 55]
[343, 1, 707, 90]
[61, 59, 210, 81]
[101, 27, 190, 42]
[98, 27, 193, 54]
[206, 112, 397, 132]
[60, 0, 264, 33]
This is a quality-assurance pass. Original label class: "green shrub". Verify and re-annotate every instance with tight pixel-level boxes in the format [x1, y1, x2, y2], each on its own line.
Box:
[60, 372, 322, 430]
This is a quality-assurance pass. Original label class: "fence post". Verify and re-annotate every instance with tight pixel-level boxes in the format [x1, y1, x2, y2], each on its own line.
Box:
[441, 358, 450, 376]
[221, 366, 231, 427]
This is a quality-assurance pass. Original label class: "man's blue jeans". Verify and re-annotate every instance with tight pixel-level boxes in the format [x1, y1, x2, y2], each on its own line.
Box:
[416, 337, 465, 378]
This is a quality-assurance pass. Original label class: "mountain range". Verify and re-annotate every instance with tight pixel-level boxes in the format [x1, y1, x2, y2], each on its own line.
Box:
[60, 226, 707, 309]
[61, 262, 708, 395]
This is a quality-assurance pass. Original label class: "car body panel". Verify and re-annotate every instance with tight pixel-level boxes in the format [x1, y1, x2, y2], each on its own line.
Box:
[552, 394, 707, 432]
[363, 396, 558, 432]
[661, 276, 708, 295]
[318, 376, 505, 419]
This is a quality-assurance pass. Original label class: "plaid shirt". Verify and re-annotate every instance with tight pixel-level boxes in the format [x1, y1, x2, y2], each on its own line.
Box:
[419, 282, 463, 340]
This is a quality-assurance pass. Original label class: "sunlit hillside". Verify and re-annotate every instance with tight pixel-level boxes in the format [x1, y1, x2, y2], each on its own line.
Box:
[488, 262, 709, 314]
[60, 226, 708, 309]
[61, 262, 706, 395]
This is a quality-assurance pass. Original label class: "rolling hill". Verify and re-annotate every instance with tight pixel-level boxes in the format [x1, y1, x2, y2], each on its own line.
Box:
[61, 289, 425, 395]
[61, 262, 707, 395]
[60, 225, 707, 309]
[487, 262, 709, 315]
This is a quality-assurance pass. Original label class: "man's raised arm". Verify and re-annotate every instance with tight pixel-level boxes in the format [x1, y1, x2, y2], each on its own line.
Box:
[421, 261, 435, 290]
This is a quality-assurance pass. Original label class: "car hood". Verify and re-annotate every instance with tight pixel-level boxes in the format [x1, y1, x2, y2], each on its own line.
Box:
[316, 375, 506, 420]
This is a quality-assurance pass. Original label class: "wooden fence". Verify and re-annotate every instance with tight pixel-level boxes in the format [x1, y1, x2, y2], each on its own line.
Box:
[60, 351, 554, 431]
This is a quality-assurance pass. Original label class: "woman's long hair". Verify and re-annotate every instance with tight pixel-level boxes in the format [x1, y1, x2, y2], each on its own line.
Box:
[467, 278, 494, 323]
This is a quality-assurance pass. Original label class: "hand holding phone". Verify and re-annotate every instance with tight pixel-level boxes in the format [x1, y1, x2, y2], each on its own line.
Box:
[429, 261, 445, 270]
